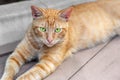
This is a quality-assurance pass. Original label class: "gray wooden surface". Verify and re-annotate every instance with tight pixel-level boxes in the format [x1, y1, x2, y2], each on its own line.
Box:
[0, 37, 120, 80]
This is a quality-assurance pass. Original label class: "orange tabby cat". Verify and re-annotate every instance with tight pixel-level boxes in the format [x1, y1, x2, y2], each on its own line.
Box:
[1, 0, 120, 80]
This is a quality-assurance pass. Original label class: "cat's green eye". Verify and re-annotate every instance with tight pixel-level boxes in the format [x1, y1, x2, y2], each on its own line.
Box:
[39, 27, 46, 32]
[55, 28, 61, 33]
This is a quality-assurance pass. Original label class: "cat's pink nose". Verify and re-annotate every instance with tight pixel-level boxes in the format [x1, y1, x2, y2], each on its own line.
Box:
[47, 38, 53, 43]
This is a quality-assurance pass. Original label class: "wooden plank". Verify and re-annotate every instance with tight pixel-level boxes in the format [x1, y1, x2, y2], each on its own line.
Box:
[0, 40, 20, 55]
[44, 42, 109, 80]
[70, 37, 120, 80]
[0, 54, 9, 78]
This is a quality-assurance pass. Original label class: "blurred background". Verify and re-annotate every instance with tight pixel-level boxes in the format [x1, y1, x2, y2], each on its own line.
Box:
[0, 0, 24, 5]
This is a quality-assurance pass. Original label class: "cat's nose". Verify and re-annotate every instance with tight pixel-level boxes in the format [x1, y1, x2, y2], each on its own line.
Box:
[47, 38, 53, 43]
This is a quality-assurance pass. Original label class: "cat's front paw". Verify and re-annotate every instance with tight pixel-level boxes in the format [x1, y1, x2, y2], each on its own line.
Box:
[16, 74, 34, 80]
[16, 76, 35, 80]
[0, 73, 14, 80]
[0, 76, 12, 80]
[16, 73, 41, 80]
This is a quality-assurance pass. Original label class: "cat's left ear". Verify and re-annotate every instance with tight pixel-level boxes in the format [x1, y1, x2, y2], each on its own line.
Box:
[59, 7, 73, 21]
[31, 5, 45, 20]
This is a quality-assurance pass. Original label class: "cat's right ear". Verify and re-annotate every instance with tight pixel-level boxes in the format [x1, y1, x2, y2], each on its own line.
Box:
[31, 5, 44, 20]
[59, 7, 73, 22]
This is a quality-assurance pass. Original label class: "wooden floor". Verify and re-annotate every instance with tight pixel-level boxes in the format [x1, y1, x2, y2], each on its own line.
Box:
[0, 37, 120, 80]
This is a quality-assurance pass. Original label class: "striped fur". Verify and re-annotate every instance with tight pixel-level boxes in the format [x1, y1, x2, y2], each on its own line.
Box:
[1, 0, 120, 80]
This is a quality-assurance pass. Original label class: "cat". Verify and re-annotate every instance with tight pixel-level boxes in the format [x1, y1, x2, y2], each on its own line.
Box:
[1, 0, 120, 80]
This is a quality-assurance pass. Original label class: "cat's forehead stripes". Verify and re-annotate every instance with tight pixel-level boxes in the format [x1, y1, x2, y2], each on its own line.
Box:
[44, 9, 59, 27]
[46, 16, 55, 27]
[33, 8, 68, 28]
[33, 9, 59, 27]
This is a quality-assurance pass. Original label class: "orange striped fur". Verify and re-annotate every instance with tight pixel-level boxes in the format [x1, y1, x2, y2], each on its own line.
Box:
[1, 0, 120, 80]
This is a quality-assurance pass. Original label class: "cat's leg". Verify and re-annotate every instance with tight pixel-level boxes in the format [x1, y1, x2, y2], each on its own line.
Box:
[1, 39, 37, 80]
[16, 48, 71, 80]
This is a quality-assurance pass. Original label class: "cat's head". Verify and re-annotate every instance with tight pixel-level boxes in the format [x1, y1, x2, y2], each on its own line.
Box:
[31, 6, 73, 47]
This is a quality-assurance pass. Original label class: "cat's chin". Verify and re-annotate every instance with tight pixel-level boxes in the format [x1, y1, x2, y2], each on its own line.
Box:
[45, 44, 54, 47]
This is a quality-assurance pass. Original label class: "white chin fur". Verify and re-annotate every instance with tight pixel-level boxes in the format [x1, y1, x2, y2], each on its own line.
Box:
[46, 44, 54, 47]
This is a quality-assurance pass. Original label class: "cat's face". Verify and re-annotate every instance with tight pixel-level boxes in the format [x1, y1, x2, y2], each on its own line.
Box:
[31, 6, 72, 47]
[33, 18, 67, 47]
